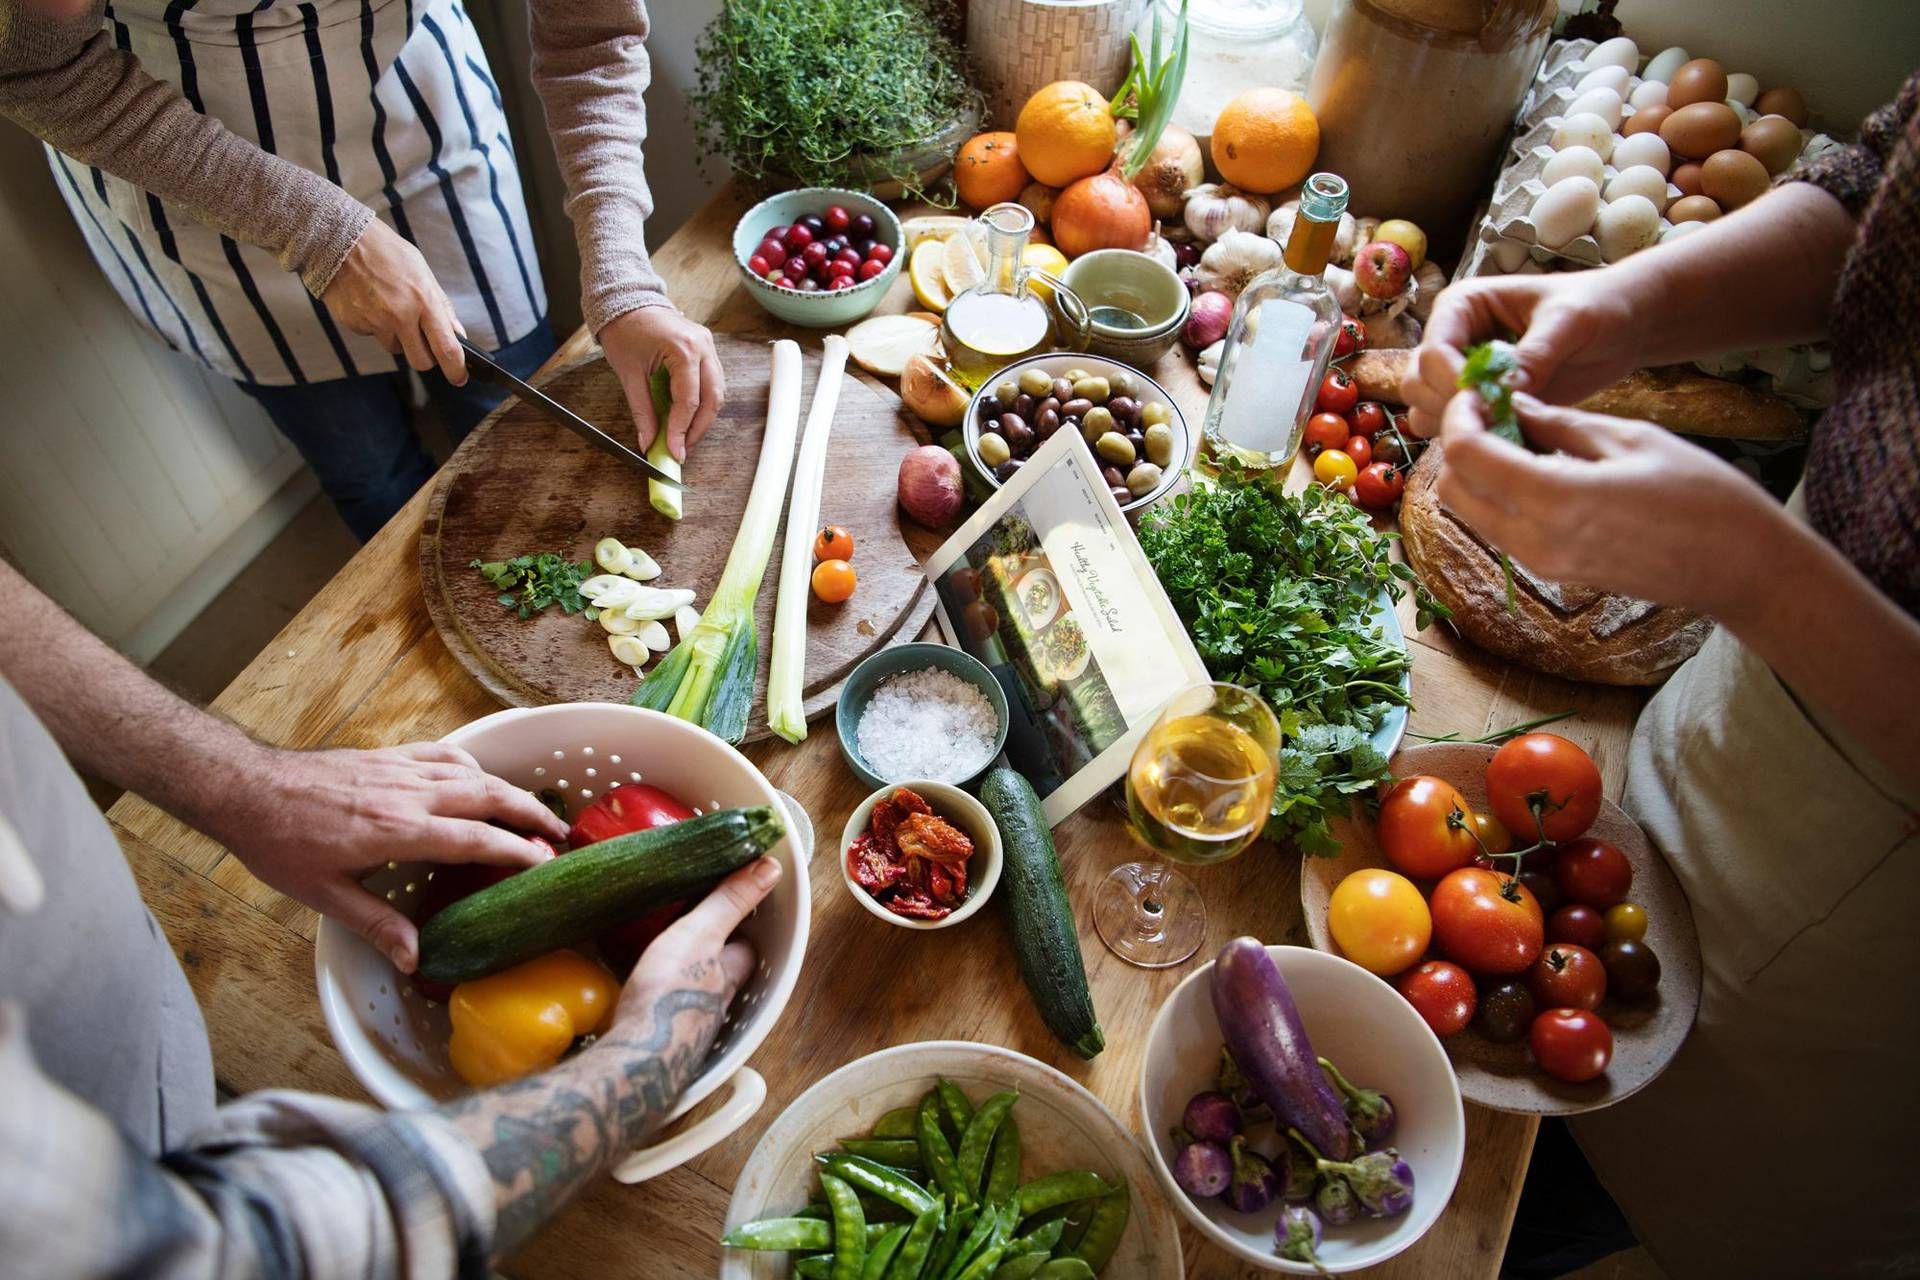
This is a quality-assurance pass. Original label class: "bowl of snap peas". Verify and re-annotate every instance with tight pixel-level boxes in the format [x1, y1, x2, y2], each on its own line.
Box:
[719, 1041, 1184, 1278]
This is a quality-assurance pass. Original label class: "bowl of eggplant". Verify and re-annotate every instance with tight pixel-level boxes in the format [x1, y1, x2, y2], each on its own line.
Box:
[1138, 940, 1465, 1273]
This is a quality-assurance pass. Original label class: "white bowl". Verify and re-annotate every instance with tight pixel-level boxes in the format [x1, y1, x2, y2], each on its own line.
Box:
[315, 703, 811, 1182]
[722, 1040, 1185, 1278]
[1139, 945, 1465, 1273]
[837, 780, 1003, 931]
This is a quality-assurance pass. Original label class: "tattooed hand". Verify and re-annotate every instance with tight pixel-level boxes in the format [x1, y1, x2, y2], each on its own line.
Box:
[444, 856, 782, 1256]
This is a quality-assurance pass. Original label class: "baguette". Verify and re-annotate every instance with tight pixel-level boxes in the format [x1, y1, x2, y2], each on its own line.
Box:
[1576, 366, 1805, 439]
[1350, 348, 1415, 405]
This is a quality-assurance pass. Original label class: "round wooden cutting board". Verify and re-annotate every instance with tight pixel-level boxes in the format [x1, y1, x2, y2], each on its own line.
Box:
[422, 332, 943, 740]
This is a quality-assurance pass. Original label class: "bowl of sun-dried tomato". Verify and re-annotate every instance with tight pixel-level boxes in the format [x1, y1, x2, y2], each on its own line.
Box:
[839, 780, 1003, 930]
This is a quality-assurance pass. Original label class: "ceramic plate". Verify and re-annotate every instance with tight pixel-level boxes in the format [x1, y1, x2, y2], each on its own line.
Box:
[721, 1040, 1183, 1278]
[1014, 567, 1063, 631]
[1301, 743, 1702, 1115]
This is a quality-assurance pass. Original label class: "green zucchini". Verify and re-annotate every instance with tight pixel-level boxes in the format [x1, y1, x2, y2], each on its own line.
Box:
[979, 768, 1103, 1059]
[417, 804, 783, 983]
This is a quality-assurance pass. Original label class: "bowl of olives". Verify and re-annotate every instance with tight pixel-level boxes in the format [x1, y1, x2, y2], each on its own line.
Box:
[961, 354, 1190, 515]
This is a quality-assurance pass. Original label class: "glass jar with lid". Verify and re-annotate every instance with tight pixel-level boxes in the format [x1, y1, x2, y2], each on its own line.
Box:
[1139, 0, 1318, 140]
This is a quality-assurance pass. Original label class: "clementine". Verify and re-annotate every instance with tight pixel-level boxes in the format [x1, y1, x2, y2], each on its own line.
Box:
[1014, 81, 1117, 188]
[1210, 88, 1320, 193]
[953, 131, 1030, 210]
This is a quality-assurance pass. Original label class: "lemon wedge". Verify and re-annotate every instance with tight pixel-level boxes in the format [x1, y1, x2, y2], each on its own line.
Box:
[909, 239, 953, 313]
[1021, 243, 1069, 300]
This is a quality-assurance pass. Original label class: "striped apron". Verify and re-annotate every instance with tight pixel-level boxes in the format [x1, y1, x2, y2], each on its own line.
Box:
[50, 0, 546, 387]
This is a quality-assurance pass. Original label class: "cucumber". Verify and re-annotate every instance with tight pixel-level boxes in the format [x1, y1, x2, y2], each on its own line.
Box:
[417, 804, 783, 983]
[979, 768, 1103, 1059]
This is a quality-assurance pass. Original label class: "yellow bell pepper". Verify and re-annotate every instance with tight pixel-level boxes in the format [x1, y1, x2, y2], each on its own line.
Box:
[447, 950, 619, 1087]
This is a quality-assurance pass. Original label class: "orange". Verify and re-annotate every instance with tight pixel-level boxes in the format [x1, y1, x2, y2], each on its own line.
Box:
[1014, 81, 1117, 188]
[954, 131, 1030, 210]
[1210, 88, 1320, 194]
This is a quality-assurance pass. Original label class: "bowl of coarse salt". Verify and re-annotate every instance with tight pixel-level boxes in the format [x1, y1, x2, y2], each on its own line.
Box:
[835, 643, 1009, 792]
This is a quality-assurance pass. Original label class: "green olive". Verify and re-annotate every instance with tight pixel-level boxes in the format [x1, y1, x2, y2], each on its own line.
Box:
[993, 380, 1020, 408]
[1017, 367, 1054, 397]
[1126, 461, 1164, 497]
[1144, 422, 1175, 467]
[1095, 431, 1136, 466]
[978, 432, 1011, 467]
[1061, 367, 1092, 383]
[1071, 375, 1112, 403]
[1108, 372, 1137, 398]
[1081, 405, 1115, 440]
[1141, 399, 1172, 427]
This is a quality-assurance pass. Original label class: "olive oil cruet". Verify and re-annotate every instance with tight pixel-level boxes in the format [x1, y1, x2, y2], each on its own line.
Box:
[941, 202, 1091, 388]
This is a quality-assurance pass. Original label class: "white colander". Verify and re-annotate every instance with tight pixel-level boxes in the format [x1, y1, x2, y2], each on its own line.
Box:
[314, 703, 812, 1182]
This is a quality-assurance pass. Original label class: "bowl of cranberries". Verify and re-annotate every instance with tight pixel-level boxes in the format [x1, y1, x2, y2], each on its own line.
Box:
[732, 188, 903, 327]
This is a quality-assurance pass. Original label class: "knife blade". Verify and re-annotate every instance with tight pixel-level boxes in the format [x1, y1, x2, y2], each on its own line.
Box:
[456, 337, 685, 490]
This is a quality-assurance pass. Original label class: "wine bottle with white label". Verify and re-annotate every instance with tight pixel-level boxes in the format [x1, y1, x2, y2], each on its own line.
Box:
[1201, 172, 1349, 469]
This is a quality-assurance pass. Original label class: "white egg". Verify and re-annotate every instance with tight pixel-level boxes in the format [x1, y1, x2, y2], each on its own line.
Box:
[1541, 144, 1606, 188]
[1727, 99, 1756, 127]
[1629, 79, 1669, 110]
[1565, 87, 1625, 131]
[1611, 131, 1672, 177]
[1643, 46, 1691, 83]
[1584, 36, 1640, 72]
[1490, 238, 1531, 272]
[1531, 176, 1602, 250]
[1662, 219, 1709, 244]
[1726, 73, 1760, 106]
[1552, 113, 1616, 161]
[1575, 65, 1632, 97]
[1606, 165, 1671, 211]
[1595, 195, 1661, 261]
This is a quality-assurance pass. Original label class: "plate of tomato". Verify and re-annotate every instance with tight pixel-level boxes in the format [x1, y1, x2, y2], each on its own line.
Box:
[1299, 737, 1701, 1115]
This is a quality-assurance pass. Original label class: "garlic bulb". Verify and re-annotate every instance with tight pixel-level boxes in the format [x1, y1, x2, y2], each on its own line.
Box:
[1144, 228, 1178, 272]
[1194, 229, 1283, 300]
[1197, 338, 1224, 386]
[1323, 262, 1362, 313]
[1410, 260, 1447, 322]
[1183, 183, 1271, 242]
[1267, 201, 1360, 265]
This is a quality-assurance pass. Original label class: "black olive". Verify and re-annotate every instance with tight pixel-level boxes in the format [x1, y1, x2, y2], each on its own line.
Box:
[1108, 395, 1139, 425]
[1005, 421, 1036, 452]
[1061, 397, 1093, 419]
[1036, 408, 1060, 433]
[994, 459, 1024, 482]
[1109, 485, 1132, 505]
[998, 413, 1023, 437]
[1051, 377, 1075, 401]
[1015, 393, 1036, 418]
[1102, 466, 1126, 489]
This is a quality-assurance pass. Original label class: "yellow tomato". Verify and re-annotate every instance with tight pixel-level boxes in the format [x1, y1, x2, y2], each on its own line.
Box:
[1327, 868, 1431, 976]
[1470, 810, 1514, 856]
[1604, 901, 1649, 942]
[1313, 448, 1358, 490]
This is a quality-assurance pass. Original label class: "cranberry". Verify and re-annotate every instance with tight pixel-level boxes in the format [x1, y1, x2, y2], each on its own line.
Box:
[834, 248, 862, 270]
[782, 256, 809, 280]
[782, 224, 813, 252]
[747, 253, 770, 276]
[797, 213, 826, 235]
[802, 241, 829, 269]
[766, 224, 790, 242]
[865, 242, 894, 266]
[798, 275, 822, 292]
[824, 205, 851, 232]
[852, 238, 875, 257]
[830, 275, 857, 291]
[857, 258, 887, 281]
[820, 234, 847, 255]
[757, 240, 786, 268]
[850, 212, 876, 239]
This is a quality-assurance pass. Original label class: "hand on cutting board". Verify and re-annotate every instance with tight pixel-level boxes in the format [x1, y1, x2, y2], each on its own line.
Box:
[1434, 388, 1779, 616]
[210, 741, 567, 972]
[324, 217, 469, 384]
[601, 305, 725, 462]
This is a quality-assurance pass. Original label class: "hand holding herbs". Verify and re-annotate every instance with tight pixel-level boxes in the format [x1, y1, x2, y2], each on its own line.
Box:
[1455, 340, 1527, 612]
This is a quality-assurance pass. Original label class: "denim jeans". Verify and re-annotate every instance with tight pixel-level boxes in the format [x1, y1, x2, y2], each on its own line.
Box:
[238, 319, 559, 541]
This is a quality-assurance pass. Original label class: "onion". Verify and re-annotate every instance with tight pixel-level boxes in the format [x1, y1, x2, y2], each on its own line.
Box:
[1051, 167, 1153, 259]
[898, 445, 963, 527]
[1184, 289, 1233, 350]
[1132, 125, 1205, 219]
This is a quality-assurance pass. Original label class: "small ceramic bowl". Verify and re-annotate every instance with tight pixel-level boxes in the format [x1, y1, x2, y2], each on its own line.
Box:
[835, 642, 1009, 792]
[732, 188, 903, 328]
[838, 780, 1003, 931]
[1062, 248, 1191, 367]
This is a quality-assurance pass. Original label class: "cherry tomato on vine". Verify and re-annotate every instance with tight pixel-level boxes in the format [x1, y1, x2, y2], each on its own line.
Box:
[1343, 434, 1373, 470]
[1348, 401, 1388, 438]
[1554, 838, 1634, 908]
[1530, 1008, 1613, 1083]
[1303, 412, 1350, 457]
[1604, 901, 1648, 942]
[1313, 448, 1359, 490]
[1396, 961, 1478, 1037]
[1316, 367, 1359, 415]
[1600, 939, 1662, 1000]
[1517, 866, 1562, 916]
[813, 525, 854, 561]
[1485, 733, 1603, 843]
[1327, 868, 1431, 976]
[1430, 867, 1544, 975]
[1526, 943, 1607, 1011]
[1377, 775, 1481, 880]
[1475, 979, 1536, 1043]
[1545, 903, 1608, 951]
[1352, 462, 1406, 511]
[811, 558, 857, 603]
[1333, 314, 1367, 359]
[1471, 809, 1513, 856]
[1373, 430, 1408, 466]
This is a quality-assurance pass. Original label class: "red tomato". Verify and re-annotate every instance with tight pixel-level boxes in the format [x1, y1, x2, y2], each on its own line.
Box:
[1303, 412, 1350, 456]
[1334, 314, 1367, 359]
[1484, 733, 1603, 844]
[1545, 903, 1608, 951]
[1343, 435, 1373, 470]
[1352, 462, 1406, 511]
[1396, 960, 1478, 1037]
[568, 782, 696, 849]
[1526, 943, 1607, 1010]
[1554, 838, 1635, 909]
[1377, 775, 1482, 880]
[1316, 367, 1359, 415]
[1529, 1008, 1613, 1083]
[1348, 401, 1388, 438]
[597, 899, 689, 978]
[1430, 868, 1544, 975]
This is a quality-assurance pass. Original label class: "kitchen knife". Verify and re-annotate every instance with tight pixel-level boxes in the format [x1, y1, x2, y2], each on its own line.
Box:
[456, 337, 685, 490]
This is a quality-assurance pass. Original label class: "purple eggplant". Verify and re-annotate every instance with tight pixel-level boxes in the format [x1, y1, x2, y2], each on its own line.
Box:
[1210, 938, 1352, 1160]
[1183, 1090, 1242, 1144]
[1319, 1056, 1396, 1148]
[1216, 1048, 1272, 1123]
[1276, 1205, 1325, 1269]
[1173, 1139, 1233, 1198]
[1314, 1172, 1360, 1226]
[1278, 1135, 1318, 1203]
[1316, 1150, 1415, 1219]
[1223, 1136, 1278, 1214]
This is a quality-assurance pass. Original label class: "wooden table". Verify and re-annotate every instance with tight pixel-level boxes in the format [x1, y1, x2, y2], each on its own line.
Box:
[109, 185, 1649, 1277]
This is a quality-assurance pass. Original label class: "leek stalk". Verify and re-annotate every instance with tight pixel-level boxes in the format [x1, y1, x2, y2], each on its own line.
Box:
[646, 367, 683, 520]
[631, 340, 803, 742]
[767, 334, 848, 742]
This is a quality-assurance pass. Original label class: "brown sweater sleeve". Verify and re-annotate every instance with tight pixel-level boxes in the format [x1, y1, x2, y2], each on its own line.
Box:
[526, 0, 673, 335]
[1789, 71, 1920, 217]
[0, 0, 371, 297]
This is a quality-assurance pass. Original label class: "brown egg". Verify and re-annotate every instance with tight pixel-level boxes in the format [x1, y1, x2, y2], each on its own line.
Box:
[1755, 86, 1808, 127]
[1623, 104, 1672, 137]
[1666, 59, 1730, 109]
[1661, 101, 1742, 160]
[1669, 194, 1723, 224]
[1672, 162, 1705, 195]
[1741, 114, 1804, 176]
[1701, 149, 1772, 209]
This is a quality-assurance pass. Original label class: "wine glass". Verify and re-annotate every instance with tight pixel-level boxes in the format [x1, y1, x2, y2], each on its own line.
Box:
[1092, 682, 1282, 968]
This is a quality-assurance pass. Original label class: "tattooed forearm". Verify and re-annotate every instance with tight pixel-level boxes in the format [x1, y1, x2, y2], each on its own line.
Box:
[442, 974, 731, 1255]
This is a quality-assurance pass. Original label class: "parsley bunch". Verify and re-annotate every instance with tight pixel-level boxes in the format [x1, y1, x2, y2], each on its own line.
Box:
[471, 554, 596, 620]
[1139, 467, 1422, 856]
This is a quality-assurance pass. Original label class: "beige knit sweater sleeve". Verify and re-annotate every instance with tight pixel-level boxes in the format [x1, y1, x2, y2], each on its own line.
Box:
[527, 0, 673, 335]
[0, 0, 371, 297]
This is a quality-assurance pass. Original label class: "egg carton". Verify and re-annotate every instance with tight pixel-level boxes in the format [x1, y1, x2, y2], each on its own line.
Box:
[1486, 144, 1686, 267]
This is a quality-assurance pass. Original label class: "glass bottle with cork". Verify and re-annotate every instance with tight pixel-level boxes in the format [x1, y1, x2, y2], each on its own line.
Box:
[941, 202, 1088, 389]
[1200, 172, 1349, 469]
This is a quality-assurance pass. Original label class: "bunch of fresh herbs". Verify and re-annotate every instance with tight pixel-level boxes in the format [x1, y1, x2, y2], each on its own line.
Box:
[1139, 466, 1430, 856]
[1456, 339, 1525, 610]
[471, 554, 596, 620]
[691, 0, 979, 197]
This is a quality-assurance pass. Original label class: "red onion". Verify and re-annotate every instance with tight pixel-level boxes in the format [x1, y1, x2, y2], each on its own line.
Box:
[897, 445, 963, 527]
[1184, 290, 1234, 350]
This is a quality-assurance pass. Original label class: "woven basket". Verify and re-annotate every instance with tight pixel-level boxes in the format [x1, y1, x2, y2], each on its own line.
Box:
[966, 0, 1150, 129]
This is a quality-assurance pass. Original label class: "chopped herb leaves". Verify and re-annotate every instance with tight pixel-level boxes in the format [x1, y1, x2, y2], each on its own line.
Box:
[470, 554, 597, 620]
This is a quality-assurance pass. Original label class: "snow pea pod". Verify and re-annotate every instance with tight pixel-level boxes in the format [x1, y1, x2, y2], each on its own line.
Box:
[938, 1079, 974, 1141]
[991, 1257, 1046, 1280]
[1006, 1217, 1064, 1257]
[873, 1107, 922, 1140]
[918, 1094, 970, 1205]
[952, 1234, 1013, 1280]
[1015, 1172, 1116, 1221]
[721, 1217, 833, 1251]
[843, 1139, 927, 1170]
[1069, 1190, 1129, 1274]
[925, 1204, 977, 1278]
[956, 1092, 1020, 1200]
[883, 1198, 946, 1280]
[862, 1225, 910, 1280]
[822, 1174, 867, 1280]
[1033, 1261, 1094, 1280]
[818, 1153, 938, 1217]
[795, 1257, 833, 1279]
[938, 1201, 1011, 1280]
[985, 1116, 1022, 1205]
